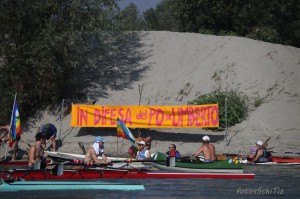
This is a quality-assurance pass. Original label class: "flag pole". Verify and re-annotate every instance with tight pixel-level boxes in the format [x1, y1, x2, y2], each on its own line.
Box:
[116, 124, 119, 159]
[5, 93, 17, 160]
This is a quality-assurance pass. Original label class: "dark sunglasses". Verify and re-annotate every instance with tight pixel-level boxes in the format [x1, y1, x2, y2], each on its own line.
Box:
[138, 144, 144, 146]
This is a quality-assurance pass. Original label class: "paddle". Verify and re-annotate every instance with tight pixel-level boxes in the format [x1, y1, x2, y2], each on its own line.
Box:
[262, 136, 271, 148]
[48, 158, 164, 167]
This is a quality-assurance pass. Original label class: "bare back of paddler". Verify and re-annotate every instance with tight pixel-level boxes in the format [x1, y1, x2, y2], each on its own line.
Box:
[28, 132, 46, 167]
[84, 136, 111, 165]
[194, 136, 216, 163]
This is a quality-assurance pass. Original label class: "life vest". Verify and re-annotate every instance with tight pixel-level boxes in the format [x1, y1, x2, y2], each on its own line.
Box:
[254, 148, 270, 163]
[166, 150, 180, 158]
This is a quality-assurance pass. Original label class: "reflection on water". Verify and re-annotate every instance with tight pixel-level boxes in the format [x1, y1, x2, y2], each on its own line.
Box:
[1, 165, 299, 199]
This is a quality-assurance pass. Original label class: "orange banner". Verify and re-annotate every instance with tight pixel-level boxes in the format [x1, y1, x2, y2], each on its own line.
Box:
[71, 104, 219, 128]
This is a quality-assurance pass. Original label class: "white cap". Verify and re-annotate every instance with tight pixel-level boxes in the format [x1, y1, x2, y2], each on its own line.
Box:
[138, 141, 145, 145]
[256, 141, 263, 146]
[202, 135, 210, 141]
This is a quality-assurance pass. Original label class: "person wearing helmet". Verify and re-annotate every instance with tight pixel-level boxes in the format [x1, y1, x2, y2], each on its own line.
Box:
[194, 135, 216, 163]
[84, 136, 111, 165]
[248, 140, 271, 164]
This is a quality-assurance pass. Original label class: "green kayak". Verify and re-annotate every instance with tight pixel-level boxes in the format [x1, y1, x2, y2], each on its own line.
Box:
[151, 152, 243, 174]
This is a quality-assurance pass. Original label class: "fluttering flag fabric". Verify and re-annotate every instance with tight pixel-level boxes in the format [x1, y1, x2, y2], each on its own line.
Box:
[10, 101, 22, 141]
[117, 118, 138, 149]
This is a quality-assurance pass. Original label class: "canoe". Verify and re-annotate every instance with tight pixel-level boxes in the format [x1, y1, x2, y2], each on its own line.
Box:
[0, 168, 255, 180]
[44, 151, 152, 170]
[0, 178, 145, 192]
[269, 156, 300, 163]
[237, 156, 300, 165]
[44, 151, 128, 161]
[151, 152, 244, 174]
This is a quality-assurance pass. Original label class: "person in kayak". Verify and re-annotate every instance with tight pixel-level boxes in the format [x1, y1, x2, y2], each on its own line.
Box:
[194, 135, 216, 163]
[128, 135, 152, 159]
[248, 140, 271, 163]
[84, 136, 111, 165]
[136, 141, 151, 160]
[28, 132, 46, 168]
[165, 144, 181, 158]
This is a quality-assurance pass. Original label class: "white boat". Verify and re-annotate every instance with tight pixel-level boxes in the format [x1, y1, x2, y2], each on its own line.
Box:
[44, 151, 152, 169]
[44, 151, 127, 161]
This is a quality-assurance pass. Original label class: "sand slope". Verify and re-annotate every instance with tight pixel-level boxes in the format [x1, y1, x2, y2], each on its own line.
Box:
[1, 31, 300, 159]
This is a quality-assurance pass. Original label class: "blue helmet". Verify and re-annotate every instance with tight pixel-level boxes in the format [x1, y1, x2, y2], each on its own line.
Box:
[95, 136, 105, 143]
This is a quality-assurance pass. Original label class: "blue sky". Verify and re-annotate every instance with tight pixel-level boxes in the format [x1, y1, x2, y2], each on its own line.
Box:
[118, 0, 161, 13]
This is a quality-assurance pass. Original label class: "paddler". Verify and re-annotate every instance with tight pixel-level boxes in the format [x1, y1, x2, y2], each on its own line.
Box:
[194, 135, 216, 163]
[28, 132, 46, 168]
[84, 136, 111, 165]
[248, 140, 271, 164]
[136, 141, 151, 160]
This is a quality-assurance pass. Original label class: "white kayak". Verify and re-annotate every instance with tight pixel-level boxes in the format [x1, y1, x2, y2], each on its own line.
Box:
[44, 151, 153, 169]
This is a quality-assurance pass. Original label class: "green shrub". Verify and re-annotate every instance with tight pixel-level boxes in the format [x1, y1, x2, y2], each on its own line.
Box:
[188, 90, 249, 131]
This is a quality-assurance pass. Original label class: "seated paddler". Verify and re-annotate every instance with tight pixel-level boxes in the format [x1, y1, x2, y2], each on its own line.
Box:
[84, 136, 111, 165]
[194, 136, 216, 163]
[248, 140, 271, 164]
[165, 144, 181, 158]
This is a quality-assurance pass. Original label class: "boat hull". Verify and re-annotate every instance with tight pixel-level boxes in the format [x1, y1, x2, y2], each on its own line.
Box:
[0, 179, 145, 192]
[269, 156, 300, 163]
[0, 169, 255, 180]
[152, 152, 244, 174]
[0, 160, 28, 166]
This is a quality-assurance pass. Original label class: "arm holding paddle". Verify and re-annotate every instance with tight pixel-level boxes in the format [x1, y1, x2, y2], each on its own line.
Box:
[248, 149, 263, 164]
[85, 136, 111, 165]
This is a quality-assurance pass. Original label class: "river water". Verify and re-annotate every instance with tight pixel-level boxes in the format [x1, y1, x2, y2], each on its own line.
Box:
[1, 165, 299, 199]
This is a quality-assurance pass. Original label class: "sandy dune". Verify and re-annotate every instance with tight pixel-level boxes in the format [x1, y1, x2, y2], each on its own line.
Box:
[1, 31, 300, 159]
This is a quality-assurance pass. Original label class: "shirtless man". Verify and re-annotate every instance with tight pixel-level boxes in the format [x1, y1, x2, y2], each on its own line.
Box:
[0, 125, 20, 160]
[28, 132, 46, 167]
[194, 135, 216, 163]
[84, 136, 111, 165]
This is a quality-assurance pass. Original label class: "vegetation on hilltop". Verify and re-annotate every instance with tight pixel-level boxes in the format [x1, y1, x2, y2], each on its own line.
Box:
[0, 0, 298, 123]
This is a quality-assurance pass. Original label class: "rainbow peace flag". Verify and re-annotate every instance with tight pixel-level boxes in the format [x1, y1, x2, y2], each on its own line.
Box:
[117, 118, 138, 149]
[11, 101, 22, 140]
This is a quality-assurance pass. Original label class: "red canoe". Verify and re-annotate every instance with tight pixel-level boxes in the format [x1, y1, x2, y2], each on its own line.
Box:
[269, 156, 300, 163]
[0, 160, 28, 166]
[0, 169, 255, 180]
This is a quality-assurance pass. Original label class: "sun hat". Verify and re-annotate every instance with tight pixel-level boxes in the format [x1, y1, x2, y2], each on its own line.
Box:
[138, 141, 145, 145]
[95, 136, 105, 143]
[202, 135, 210, 141]
[256, 140, 263, 146]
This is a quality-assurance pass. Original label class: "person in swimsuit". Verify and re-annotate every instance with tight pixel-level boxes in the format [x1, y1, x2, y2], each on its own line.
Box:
[194, 135, 216, 163]
[84, 136, 111, 165]
[28, 132, 46, 168]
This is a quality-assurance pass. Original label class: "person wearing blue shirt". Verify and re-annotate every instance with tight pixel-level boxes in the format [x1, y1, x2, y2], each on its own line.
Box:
[41, 123, 57, 151]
